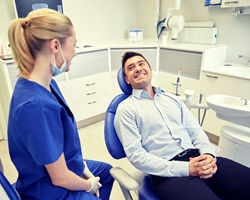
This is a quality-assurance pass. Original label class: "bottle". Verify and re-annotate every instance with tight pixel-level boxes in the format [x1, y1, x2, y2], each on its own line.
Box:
[0, 39, 5, 59]
[175, 67, 182, 96]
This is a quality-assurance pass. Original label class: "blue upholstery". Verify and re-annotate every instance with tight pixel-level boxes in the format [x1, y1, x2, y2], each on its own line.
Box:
[0, 171, 20, 200]
[116, 68, 132, 95]
[104, 68, 159, 200]
[139, 176, 159, 200]
[104, 94, 129, 159]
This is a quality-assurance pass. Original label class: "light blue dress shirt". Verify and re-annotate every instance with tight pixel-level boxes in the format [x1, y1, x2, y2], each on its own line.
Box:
[114, 87, 215, 177]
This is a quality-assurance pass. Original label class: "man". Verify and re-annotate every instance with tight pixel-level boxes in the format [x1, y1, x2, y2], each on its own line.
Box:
[114, 51, 250, 200]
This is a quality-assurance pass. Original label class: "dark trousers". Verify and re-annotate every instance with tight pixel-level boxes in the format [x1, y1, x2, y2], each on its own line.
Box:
[150, 151, 250, 200]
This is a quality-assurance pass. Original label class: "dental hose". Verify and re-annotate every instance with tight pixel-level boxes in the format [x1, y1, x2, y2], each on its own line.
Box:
[198, 93, 207, 127]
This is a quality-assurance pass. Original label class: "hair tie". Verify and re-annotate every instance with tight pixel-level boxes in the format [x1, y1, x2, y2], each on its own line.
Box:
[21, 20, 30, 29]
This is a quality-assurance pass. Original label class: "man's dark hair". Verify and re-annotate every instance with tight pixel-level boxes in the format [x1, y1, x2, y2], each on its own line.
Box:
[121, 51, 151, 77]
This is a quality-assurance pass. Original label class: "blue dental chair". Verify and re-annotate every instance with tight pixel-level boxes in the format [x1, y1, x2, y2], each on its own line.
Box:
[104, 68, 159, 200]
[0, 158, 20, 200]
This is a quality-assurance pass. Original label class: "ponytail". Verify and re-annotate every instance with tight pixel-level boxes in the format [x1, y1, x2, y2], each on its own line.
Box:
[8, 18, 34, 77]
[8, 9, 73, 78]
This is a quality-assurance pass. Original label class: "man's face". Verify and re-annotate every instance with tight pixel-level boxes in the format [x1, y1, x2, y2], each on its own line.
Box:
[124, 56, 152, 90]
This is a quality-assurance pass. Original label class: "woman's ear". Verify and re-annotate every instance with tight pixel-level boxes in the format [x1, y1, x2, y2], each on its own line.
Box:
[50, 39, 59, 53]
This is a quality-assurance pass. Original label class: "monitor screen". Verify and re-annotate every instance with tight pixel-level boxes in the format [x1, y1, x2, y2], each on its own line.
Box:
[13, 0, 63, 18]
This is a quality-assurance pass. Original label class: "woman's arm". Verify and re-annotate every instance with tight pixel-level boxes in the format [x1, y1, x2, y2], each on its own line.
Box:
[45, 153, 92, 191]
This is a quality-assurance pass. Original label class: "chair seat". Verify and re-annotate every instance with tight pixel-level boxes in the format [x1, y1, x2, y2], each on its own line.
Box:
[138, 176, 159, 200]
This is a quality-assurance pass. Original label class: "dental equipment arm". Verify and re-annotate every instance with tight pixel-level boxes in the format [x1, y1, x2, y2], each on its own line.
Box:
[158, 0, 185, 40]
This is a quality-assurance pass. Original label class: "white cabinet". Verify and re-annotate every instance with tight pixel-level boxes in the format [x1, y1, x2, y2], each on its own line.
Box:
[0, 48, 111, 138]
[221, 0, 250, 8]
[158, 49, 202, 102]
[157, 45, 227, 98]
[69, 72, 111, 122]
[67, 49, 111, 123]
[157, 46, 227, 119]
[201, 71, 250, 136]
[0, 60, 18, 139]
[157, 71, 200, 99]
[110, 47, 157, 72]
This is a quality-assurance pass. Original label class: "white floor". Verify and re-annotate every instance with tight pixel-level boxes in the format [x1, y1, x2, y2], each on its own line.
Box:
[0, 120, 138, 200]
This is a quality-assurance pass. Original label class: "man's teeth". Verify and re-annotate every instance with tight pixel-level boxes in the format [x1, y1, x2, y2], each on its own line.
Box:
[136, 74, 145, 78]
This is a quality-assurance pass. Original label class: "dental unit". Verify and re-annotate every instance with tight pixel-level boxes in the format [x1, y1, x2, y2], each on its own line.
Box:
[157, 0, 185, 40]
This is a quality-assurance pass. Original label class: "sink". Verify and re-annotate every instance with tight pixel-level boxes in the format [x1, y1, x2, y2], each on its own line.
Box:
[206, 94, 250, 117]
[206, 94, 250, 127]
[221, 64, 250, 77]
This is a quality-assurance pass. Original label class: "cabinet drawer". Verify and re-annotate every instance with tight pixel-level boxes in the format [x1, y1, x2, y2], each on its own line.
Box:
[6, 62, 18, 89]
[159, 49, 202, 80]
[157, 72, 200, 102]
[68, 49, 109, 79]
[110, 48, 157, 71]
[70, 94, 111, 121]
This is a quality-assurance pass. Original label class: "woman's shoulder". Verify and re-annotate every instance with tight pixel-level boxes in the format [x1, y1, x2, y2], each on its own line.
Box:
[12, 78, 59, 111]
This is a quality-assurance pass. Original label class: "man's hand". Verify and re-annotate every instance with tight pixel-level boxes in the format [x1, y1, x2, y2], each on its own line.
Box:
[189, 154, 217, 179]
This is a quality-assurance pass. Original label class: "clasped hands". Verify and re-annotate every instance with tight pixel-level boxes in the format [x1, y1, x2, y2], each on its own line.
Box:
[83, 162, 102, 197]
[189, 154, 217, 179]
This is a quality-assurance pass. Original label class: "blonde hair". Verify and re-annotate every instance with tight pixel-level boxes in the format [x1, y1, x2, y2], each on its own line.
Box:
[8, 8, 73, 78]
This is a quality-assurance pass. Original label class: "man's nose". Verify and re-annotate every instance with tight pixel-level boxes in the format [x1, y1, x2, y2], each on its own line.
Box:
[135, 65, 142, 71]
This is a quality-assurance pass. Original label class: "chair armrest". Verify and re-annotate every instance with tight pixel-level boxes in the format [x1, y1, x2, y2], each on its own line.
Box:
[110, 167, 139, 191]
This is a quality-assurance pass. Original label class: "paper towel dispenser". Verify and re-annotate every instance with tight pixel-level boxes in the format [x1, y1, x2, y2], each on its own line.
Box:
[221, 0, 250, 8]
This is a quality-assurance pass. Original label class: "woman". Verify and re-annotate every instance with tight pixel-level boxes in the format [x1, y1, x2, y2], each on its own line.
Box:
[7, 8, 114, 199]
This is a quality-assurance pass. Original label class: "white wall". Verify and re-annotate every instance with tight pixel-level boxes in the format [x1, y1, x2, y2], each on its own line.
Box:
[136, 0, 160, 40]
[158, 0, 250, 64]
[0, 0, 15, 43]
[1, 0, 250, 63]
[0, 0, 136, 46]
[62, 0, 136, 45]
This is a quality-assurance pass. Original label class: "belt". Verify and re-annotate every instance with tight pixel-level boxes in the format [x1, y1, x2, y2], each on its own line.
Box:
[170, 149, 199, 161]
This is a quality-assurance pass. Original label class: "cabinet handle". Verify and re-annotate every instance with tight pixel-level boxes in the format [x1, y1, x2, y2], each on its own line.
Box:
[88, 100, 97, 104]
[87, 91, 96, 95]
[205, 74, 218, 79]
[86, 82, 96, 86]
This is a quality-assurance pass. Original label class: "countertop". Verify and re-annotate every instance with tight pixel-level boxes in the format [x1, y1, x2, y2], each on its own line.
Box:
[75, 38, 227, 53]
[202, 63, 250, 80]
[2, 39, 249, 80]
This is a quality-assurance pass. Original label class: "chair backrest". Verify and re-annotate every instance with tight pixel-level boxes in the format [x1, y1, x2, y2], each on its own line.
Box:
[104, 68, 132, 159]
[0, 159, 20, 200]
[104, 68, 160, 200]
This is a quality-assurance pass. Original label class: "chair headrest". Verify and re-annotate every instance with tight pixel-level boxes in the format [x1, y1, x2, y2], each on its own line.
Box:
[117, 68, 132, 95]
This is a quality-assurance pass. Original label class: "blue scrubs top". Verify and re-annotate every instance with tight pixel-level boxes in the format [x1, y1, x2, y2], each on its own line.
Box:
[8, 78, 85, 199]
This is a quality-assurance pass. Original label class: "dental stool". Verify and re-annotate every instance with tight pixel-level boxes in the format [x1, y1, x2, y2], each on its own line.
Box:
[104, 68, 159, 200]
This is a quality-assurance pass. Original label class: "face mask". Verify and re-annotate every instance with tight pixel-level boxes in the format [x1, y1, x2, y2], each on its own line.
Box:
[51, 42, 67, 76]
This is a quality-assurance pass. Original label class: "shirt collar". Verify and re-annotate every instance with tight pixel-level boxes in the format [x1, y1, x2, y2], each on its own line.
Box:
[132, 86, 164, 99]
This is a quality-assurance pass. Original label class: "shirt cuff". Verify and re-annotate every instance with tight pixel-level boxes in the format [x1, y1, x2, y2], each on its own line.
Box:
[171, 161, 189, 177]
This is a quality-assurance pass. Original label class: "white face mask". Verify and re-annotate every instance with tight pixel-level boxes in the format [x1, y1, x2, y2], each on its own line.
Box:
[51, 42, 67, 76]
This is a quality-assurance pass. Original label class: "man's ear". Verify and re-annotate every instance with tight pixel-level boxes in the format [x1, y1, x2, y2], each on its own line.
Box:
[124, 76, 130, 84]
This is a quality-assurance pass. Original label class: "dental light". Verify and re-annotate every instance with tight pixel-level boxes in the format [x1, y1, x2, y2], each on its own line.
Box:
[157, 0, 185, 40]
